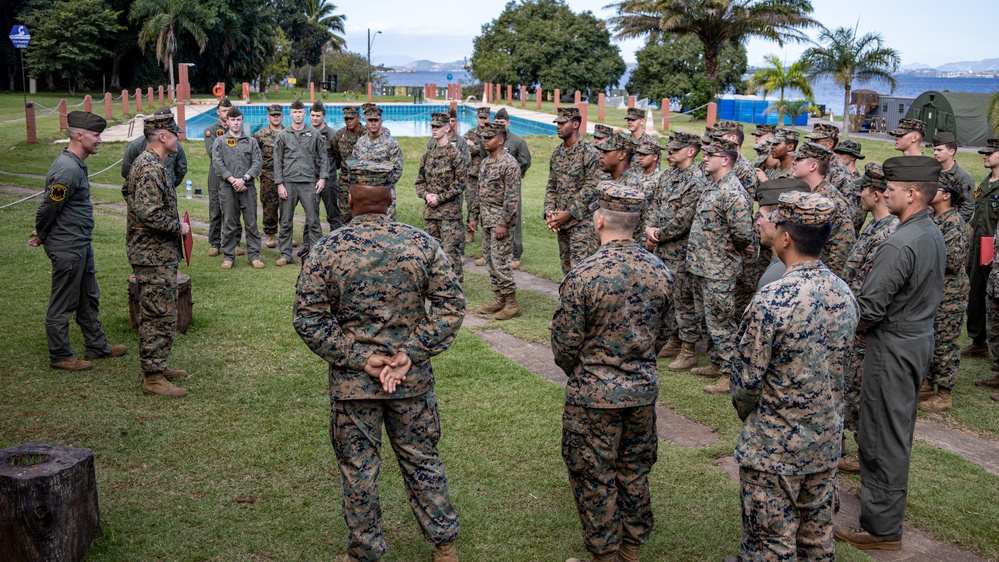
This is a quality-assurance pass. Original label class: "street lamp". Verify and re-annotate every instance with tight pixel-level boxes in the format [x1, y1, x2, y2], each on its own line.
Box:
[367, 28, 382, 90]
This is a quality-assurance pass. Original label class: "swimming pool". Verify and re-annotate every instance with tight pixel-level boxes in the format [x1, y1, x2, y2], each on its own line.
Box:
[183, 104, 557, 137]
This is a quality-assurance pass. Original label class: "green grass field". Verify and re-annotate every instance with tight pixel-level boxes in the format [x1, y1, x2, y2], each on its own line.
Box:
[1, 92, 998, 560]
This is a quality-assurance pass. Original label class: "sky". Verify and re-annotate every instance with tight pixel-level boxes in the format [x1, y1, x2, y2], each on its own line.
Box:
[338, 0, 990, 69]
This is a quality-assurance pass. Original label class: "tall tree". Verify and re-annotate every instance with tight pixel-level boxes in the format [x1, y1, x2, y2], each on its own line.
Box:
[748, 54, 813, 124]
[607, 0, 818, 102]
[303, 0, 346, 50]
[130, 0, 211, 99]
[470, 0, 626, 98]
[801, 26, 900, 138]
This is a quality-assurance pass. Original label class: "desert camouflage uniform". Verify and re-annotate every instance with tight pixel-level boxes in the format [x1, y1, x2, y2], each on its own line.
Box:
[463, 126, 487, 228]
[124, 149, 184, 374]
[687, 171, 757, 373]
[352, 131, 403, 219]
[552, 239, 672, 557]
[253, 126, 280, 237]
[649, 165, 707, 344]
[928, 208, 970, 390]
[332, 126, 362, 224]
[479, 151, 521, 295]
[544, 138, 603, 274]
[733, 154, 760, 201]
[212, 130, 263, 261]
[733, 261, 858, 562]
[293, 214, 464, 562]
[811, 180, 856, 276]
[416, 143, 467, 282]
[203, 120, 228, 248]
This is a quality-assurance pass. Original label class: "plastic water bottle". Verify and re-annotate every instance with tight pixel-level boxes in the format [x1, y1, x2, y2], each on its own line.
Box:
[185, 179, 193, 199]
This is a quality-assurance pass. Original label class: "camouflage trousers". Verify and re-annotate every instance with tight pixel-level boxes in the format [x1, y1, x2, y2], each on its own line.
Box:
[258, 175, 279, 236]
[425, 219, 465, 284]
[483, 226, 515, 295]
[465, 175, 479, 225]
[844, 342, 865, 434]
[928, 287, 967, 390]
[316, 180, 343, 234]
[132, 263, 178, 374]
[337, 176, 352, 226]
[692, 275, 739, 372]
[207, 170, 223, 248]
[735, 252, 765, 317]
[562, 403, 657, 556]
[44, 245, 110, 363]
[330, 392, 459, 562]
[739, 466, 836, 562]
[558, 222, 599, 275]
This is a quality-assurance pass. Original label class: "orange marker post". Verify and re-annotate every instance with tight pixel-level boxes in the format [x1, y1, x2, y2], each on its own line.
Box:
[554, 89, 560, 112]
[536, 88, 542, 110]
[627, 95, 635, 109]
[84, 95, 92, 113]
[661, 99, 670, 132]
[121, 90, 129, 116]
[367, 82, 373, 102]
[574, 90, 581, 105]
[147, 87, 154, 107]
[103, 93, 112, 121]
[58, 99, 67, 131]
[706, 102, 717, 128]
[506, 85, 512, 105]
[176, 103, 186, 141]
[598, 93, 605, 120]
[158, 85, 164, 106]
[578, 102, 588, 137]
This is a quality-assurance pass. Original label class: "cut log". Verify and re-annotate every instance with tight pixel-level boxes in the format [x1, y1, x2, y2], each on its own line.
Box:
[128, 272, 193, 334]
[0, 443, 101, 562]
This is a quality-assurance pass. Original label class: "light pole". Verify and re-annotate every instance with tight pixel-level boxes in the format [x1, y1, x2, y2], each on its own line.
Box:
[367, 28, 381, 90]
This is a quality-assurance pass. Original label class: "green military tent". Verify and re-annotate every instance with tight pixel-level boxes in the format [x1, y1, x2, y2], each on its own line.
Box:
[905, 91, 994, 147]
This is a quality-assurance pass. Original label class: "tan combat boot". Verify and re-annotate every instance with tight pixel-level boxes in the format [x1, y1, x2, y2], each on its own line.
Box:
[495, 292, 521, 320]
[690, 363, 722, 378]
[266, 234, 277, 248]
[566, 553, 617, 562]
[918, 388, 952, 413]
[475, 257, 486, 266]
[142, 373, 188, 397]
[433, 540, 458, 562]
[704, 376, 730, 395]
[162, 367, 189, 380]
[465, 231, 474, 244]
[918, 379, 935, 402]
[618, 542, 640, 562]
[668, 343, 698, 371]
[510, 260, 521, 270]
[658, 335, 682, 358]
[477, 292, 505, 314]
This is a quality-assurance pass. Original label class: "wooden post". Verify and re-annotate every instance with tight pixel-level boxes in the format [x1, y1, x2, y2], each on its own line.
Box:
[536, 88, 542, 110]
[309, 82, 315, 103]
[367, 82, 372, 102]
[103, 93, 112, 121]
[494, 83, 500, 104]
[578, 102, 589, 138]
[627, 95, 635, 109]
[574, 90, 581, 105]
[167, 84, 173, 105]
[506, 85, 512, 105]
[121, 90, 128, 116]
[598, 93, 605, 120]
[133, 88, 140, 113]
[176, 103, 186, 141]
[58, 99, 67, 131]
[661, 99, 670, 132]
[158, 85, 164, 106]
[706, 102, 717, 128]
[554, 89, 560, 111]
[25, 102, 37, 145]
[520, 86, 526, 107]
[147, 87, 154, 107]
[450, 100, 458, 114]
[83, 95, 92, 113]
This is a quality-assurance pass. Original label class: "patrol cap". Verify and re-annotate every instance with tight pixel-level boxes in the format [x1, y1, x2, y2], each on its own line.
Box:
[752, 124, 776, 137]
[889, 118, 925, 137]
[267, 103, 284, 116]
[805, 122, 839, 141]
[978, 138, 999, 155]
[217, 96, 232, 108]
[289, 98, 305, 110]
[362, 102, 382, 117]
[479, 122, 506, 138]
[430, 112, 448, 127]
[495, 108, 509, 120]
[753, 139, 772, 154]
[143, 113, 183, 135]
[596, 133, 636, 153]
[66, 111, 107, 133]
[625, 107, 644, 121]
[311, 100, 325, 114]
[932, 131, 957, 146]
[593, 124, 613, 139]
[446, 107, 457, 119]
[702, 137, 739, 154]
[226, 106, 243, 118]
[347, 158, 394, 186]
[857, 162, 888, 192]
[790, 141, 832, 162]
[588, 181, 646, 213]
[756, 178, 809, 206]
[700, 126, 716, 144]
[882, 155, 941, 182]
[553, 107, 580, 123]
[833, 139, 865, 159]
[153, 106, 173, 116]
[715, 120, 743, 133]
[342, 105, 359, 118]
[767, 191, 836, 225]
[937, 171, 966, 205]
[476, 106, 491, 118]
[636, 140, 662, 155]
[667, 131, 701, 151]
[772, 128, 800, 144]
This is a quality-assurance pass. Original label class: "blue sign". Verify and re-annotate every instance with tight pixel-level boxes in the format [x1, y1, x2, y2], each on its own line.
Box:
[446, 73, 453, 82]
[9, 25, 30, 49]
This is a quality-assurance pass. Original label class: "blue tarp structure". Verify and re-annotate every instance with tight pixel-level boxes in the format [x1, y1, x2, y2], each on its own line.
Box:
[716, 94, 809, 126]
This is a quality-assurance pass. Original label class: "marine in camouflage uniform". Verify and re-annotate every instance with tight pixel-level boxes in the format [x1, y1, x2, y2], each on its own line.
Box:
[714, 121, 759, 201]
[417, 112, 467, 283]
[806, 124, 858, 219]
[624, 107, 657, 173]
[477, 123, 521, 301]
[544, 108, 604, 274]
[732, 192, 858, 562]
[765, 129, 798, 181]
[331, 105, 364, 225]
[635, 140, 662, 236]
[253, 104, 283, 241]
[212, 106, 264, 265]
[592, 123, 613, 147]
[463, 107, 490, 243]
[203, 97, 231, 252]
[293, 160, 464, 562]
[791, 143, 856, 276]
[552, 183, 672, 562]
[352, 104, 403, 220]
[833, 139, 869, 234]
[121, 107, 187, 189]
[932, 132, 976, 222]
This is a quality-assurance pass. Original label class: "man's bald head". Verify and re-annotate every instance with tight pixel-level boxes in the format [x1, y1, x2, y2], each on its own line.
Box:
[348, 184, 394, 216]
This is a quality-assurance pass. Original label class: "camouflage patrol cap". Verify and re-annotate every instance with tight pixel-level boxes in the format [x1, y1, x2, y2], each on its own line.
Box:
[978, 138, 999, 155]
[833, 139, 865, 159]
[889, 118, 925, 137]
[625, 108, 645, 121]
[589, 181, 646, 213]
[700, 126, 716, 144]
[805, 122, 840, 141]
[311, 100, 326, 114]
[495, 108, 509, 120]
[857, 162, 888, 192]
[143, 113, 183, 135]
[882, 155, 941, 182]
[756, 178, 809, 206]
[430, 112, 449, 127]
[226, 106, 243, 119]
[290, 98, 305, 110]
[937, 171, 966, 205]
[932, 131, 958, 146]
[593, 124, 613, 139]
[66, 111, 107, 133]
[362, 102, 382, 117]
[636, 140, 662, 155]
[752, 124, 776, 137]
[479, 122, 506, 138]
[772, 128, 800, 144]
[790, 142, 832, 162]
[476, 106, 491, 118]
[767, 191, 836, 225]
[267, 103, 284, 116]
[342, 105, 359, 118]
[347, 159, 394, 186]
[596, 133, 637, 153]
[218, 96, 232, 108]
[753, 139, 773, 154]
[153, 106, 173, 116]
[553, 107, 580, 123]
[715, 120, 744, 133]
[667, 131, 701, 151]
[702, 137, 739, 154]
[446, 107, 457, 119]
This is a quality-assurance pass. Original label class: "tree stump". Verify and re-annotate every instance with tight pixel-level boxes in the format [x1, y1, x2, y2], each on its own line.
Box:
[128, 272, 193, 334]
[0, 443, 101, 562]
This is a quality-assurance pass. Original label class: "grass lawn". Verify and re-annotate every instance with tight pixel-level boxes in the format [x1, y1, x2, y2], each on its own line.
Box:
[1, 93, 998, 560]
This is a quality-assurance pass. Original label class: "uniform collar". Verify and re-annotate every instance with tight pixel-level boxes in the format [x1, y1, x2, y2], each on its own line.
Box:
[785, 259, 823, 274]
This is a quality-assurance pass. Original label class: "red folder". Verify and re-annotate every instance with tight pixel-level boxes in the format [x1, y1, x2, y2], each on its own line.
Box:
[982, 236, 994, 267]
[182, 211, 193, 266]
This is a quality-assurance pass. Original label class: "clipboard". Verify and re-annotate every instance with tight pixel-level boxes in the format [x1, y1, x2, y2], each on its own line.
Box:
[982, 236, 994, 267]
[182, 211, 193, 266]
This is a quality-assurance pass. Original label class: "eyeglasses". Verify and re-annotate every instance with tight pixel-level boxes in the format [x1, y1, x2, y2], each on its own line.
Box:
[367, 118, 381, 123]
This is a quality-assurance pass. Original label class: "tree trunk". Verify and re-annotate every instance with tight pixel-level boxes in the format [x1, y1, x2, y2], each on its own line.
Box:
[168, 53, 175, 106]
[110, 52, 124, 91]
[704, 42, 719, 103]
[842, 81, 852, 138]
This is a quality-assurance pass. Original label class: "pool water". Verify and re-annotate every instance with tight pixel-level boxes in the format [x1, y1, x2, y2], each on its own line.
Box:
[184, 104, 556, 137]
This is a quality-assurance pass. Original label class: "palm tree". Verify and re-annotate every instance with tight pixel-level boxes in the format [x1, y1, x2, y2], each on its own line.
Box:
[130, 0, 209, 102]
[749, 54, 814, 125]
[765, 98, 817, 126]
[303, 0, 346, 85]
[800, 26, 900, 138]
[606, 0, 819, 102]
